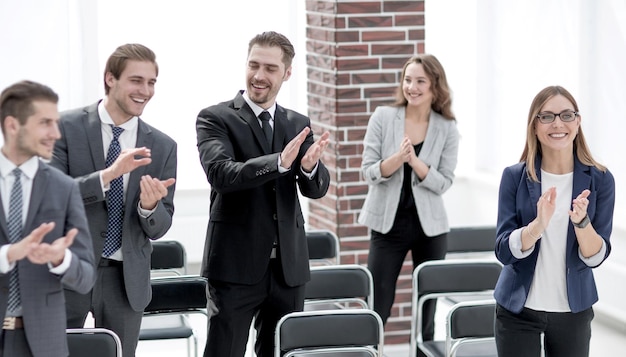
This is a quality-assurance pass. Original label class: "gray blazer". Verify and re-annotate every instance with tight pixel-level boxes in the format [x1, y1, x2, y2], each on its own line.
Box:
[51, 102, 177, 311]
[0, 161, 95, 357]
[358, 106, 459, 236]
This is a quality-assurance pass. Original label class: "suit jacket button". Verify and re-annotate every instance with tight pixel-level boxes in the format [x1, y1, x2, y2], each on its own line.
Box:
[100, 232, 107, 238]
[273, 213, 277, 220]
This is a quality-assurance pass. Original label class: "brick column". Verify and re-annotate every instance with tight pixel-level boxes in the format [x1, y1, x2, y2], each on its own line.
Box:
[305, 0, 425, 345]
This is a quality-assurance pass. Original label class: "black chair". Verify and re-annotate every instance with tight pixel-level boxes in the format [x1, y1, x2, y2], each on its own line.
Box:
[139, 241, 206, 357]
[445, 299, 497, 357]
[274, 309, 384, 357]
[446, 226, 496, 257]
[140, 275, 208, 357]
[67, 328, 122, 357]
[306, 229, 340, 265]
[409, 259, 502, 357]
[304, 264, 374, 311]
[150, 240, 186, 274]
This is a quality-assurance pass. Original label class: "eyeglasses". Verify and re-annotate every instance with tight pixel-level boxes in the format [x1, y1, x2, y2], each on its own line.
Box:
[536, 110, 578, 124]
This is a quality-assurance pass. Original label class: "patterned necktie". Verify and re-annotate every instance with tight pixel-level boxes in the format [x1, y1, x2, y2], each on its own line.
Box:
[7, 168, 23, 312]
[103, 126, 125, 257]
[259, 111, 273, 148]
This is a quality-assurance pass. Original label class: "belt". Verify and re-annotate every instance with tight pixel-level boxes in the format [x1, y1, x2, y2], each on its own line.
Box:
[99, 258, 123, 267]
[3, 317, 23, 330]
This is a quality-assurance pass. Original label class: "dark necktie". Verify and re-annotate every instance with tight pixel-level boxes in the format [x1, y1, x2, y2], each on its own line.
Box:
[259, 111, 273, 148]
[7, 168, 23, 312]
[103, 126, 125, 257]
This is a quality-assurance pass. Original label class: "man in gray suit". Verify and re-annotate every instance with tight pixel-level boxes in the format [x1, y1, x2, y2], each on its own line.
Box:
[51, 44, 177, 357]
[0, 80, 95, 357]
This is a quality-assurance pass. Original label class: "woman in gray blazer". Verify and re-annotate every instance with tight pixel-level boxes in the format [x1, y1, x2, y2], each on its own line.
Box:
[358, 54, 459, 341]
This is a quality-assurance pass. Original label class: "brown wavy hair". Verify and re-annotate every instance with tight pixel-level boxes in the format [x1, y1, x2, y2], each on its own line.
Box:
[392, 54, 455, 120]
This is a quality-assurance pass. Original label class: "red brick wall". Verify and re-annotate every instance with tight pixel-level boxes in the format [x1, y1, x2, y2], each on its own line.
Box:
[305, 0, 425, 345]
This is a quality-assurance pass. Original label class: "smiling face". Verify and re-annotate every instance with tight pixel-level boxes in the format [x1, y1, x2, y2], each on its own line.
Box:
[11, 100, 60, 163]
[245, 44, 291, 109]
[104, 60, 157, 124]
[535, 94, 580, 154]
[402, 62, 433, 109]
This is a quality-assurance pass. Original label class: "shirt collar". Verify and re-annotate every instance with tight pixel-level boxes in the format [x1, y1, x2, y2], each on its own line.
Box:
[0, 151, 39, 180]
[97, 101, 139, 131]
[242, 91, 276, 119]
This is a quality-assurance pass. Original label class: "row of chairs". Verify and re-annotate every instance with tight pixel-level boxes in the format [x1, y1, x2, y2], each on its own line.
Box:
[67, 226, 499, 357]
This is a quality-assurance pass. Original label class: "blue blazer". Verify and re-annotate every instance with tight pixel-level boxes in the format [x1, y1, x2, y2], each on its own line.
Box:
[494, 156, 615, 313]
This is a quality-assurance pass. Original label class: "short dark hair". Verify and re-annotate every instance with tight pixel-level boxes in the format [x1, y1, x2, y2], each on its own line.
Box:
[248, 31, 295, 68]
[104, 43, 158, 95]
[0, 80, 58, 132]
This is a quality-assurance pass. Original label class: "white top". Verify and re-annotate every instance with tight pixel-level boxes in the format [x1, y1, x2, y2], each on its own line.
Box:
[524, 170, 573, 312]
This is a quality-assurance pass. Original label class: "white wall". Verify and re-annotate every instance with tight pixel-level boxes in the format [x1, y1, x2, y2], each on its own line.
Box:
[2, 0, 626, 330]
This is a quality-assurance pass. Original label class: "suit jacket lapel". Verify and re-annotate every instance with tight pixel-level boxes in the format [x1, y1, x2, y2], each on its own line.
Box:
[234, 93, 271, 154]
[85, 103, 106, 170]
[0, 191, 7, 242]
[25, 161, 47, 231]
[127, 119, 152, 210]
[273, 105, 288, 152]
[394, 107, 404, 150]
[420, 111, 442, 160]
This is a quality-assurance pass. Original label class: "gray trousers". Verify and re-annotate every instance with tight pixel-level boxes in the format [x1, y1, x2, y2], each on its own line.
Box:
[65, 263, 143, 357]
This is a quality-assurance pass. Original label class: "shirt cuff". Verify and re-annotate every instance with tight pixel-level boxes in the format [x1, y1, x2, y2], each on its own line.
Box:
[300, 162, 319, 179]
[138, 201, 157, 218]
[509, 227, 535, 259]
[277, 155, 289, 173]
[0, 244, 16, 274]
[579, 239, 607, 266]
[100, 170, 109, 193]
[48, 248, 72, 274]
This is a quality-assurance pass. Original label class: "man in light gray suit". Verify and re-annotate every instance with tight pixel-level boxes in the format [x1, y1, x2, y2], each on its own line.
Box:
[50, 44, 177, 357]
[0, 80, 95, 357]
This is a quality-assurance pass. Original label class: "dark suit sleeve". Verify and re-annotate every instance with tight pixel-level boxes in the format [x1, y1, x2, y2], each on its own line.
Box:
[196, 106, 283, 194]
[60, 181, 96, 294]
[495, 165, 524, 265]
[294, 128, 329, 199]
[137, 141, 177, 239]
[51, 116, 106, 205]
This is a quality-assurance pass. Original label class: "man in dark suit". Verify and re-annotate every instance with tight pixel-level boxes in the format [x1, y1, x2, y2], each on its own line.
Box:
[0, 80, 95, 357]
[196, 31, 330, 357]
[50, 44, 177, 357]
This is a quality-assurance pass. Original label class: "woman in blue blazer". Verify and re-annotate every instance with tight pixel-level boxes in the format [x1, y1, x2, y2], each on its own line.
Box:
[494, 86, 615, 357]
[358, 54, 459, 341]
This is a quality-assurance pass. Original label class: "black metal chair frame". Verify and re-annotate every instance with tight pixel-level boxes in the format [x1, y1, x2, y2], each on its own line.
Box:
[274, 309, 384, 357]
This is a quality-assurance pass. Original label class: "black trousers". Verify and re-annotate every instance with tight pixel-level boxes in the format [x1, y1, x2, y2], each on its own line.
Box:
[496, 303, 594, 357]
[204, 259, 305, 357]
[367, 206, 447, 340]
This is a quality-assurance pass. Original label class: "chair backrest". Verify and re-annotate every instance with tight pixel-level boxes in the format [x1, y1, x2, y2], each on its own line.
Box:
[150, 240, 186, 275]
[67, 328, 122, 357]
[446, 226, 496, 255]
[275, 309, 383, 357]
[304, 264, 374, 310]
[145, 275, 208, 314]
[306, 230, 340, 265]
[410, 259, 502, 357]
[446, 299, 497, 357]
